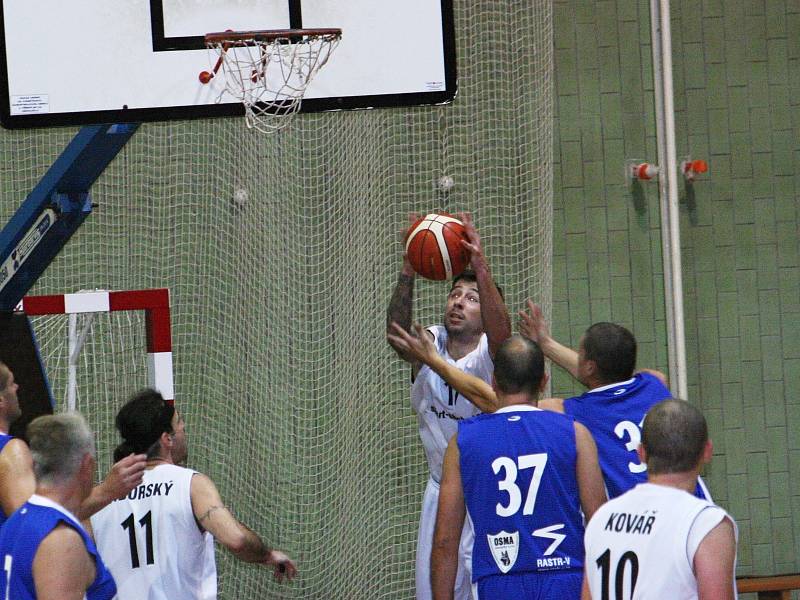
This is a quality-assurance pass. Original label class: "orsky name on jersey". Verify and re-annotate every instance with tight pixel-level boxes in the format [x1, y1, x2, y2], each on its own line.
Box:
[603, 511, 657, 535]
[116, 481, 175, 502]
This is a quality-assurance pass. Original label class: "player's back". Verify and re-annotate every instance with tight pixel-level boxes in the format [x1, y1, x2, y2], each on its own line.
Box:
[563, 373, 669, 498]
[91, 464, 216, 600]
[458, 406, 585, 587]
[584, 483, 733, 600]
[0, 495, 116, 600]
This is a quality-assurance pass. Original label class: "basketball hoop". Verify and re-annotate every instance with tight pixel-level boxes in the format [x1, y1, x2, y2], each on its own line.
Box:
[201, 29, 341, 133]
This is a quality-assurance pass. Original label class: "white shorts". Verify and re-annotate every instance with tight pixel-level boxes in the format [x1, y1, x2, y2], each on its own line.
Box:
[416, 477, 474, 600]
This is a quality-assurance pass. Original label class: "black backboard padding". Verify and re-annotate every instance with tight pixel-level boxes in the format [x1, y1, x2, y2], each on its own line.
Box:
[0, 312, 53, 442]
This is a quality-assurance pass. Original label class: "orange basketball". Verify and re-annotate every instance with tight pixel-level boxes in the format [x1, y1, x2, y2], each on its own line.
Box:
[405, 213, 469, 280]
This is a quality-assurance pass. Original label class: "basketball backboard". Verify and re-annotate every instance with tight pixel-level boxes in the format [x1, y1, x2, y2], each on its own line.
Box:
[0, 0, 456, 128]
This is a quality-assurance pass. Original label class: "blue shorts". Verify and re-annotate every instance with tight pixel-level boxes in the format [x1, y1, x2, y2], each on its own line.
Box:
[475, 570, 582, 600]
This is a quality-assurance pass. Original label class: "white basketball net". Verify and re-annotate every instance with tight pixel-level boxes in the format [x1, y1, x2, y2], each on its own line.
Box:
[207, 30, 341, 133]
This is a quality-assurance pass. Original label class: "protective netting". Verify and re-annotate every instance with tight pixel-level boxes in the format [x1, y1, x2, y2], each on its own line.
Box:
[28, 310, 149, 460]
[0, 2, 552, 597]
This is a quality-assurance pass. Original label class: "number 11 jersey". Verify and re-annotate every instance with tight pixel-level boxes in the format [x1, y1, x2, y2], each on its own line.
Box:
[91, 463, 217, 600]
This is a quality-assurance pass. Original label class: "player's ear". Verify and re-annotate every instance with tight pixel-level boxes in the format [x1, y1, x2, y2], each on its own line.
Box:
[538, 372, 549, 394]
[79, 452, 95, 486]
[636, 443, 646, 466]
[700, 439, 713, 465]
[584, 359, 598, 378]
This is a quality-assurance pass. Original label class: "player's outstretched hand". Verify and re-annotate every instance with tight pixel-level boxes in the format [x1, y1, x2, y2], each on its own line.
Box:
[518, 299, 552, 345]
[102, 453, 147, 500]
[264, 549, 297, 582]
[456, 213, 485, 265]
[387, 322, 437, 366]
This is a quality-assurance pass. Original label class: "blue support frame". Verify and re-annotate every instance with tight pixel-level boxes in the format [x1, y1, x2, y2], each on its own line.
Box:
[0, 123, 139, 310]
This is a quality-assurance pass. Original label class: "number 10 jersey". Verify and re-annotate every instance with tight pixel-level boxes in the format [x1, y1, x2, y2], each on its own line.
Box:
[91, 463, 217, 600]
[583, 483, 735, 600]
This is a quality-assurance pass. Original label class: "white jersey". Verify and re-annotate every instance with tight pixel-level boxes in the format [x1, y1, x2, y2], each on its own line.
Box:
[91, 464, 217, 600]
[411, 325, 494, 482]
[584, 483, 737, 600]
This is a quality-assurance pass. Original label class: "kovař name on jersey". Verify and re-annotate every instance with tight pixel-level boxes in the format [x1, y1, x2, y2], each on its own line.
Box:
[604, 511, 656, 535]
[116, 481, 175, 501]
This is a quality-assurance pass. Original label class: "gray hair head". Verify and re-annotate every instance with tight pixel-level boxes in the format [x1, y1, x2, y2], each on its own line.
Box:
[27, 413, 95, 485]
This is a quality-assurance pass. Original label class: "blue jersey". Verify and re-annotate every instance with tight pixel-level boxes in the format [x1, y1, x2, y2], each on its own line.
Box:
[564, 373, 708, 499]
[458, 406, 585, 584]
[0, 495, 116, 600]
[0, 434, 12, 529]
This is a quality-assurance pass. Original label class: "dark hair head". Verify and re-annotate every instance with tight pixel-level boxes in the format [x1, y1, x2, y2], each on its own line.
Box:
[582, 322, 637, 383]
[114, 389, 174, 461]
[450, 269, 504, 300]
[642, 399, 708, 475]
[493, 335, 545, 397]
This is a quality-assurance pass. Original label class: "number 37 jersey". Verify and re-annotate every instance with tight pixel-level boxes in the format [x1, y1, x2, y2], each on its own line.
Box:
[90, 464, 217, 600]
[458, 406, 586, 582]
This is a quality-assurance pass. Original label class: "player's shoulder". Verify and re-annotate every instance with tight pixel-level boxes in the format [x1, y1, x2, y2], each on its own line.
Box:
[635, 369, 669, 388]
[538, 397, 565, 413]
[0, 437, 32, 467]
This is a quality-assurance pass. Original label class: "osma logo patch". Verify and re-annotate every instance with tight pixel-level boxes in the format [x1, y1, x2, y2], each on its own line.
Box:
[487, 530, 519, 573]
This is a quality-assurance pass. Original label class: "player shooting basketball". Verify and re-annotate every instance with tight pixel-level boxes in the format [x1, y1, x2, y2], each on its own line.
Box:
[386, 213, 511, 600]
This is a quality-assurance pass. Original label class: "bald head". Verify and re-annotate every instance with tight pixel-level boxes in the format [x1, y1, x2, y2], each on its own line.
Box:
[493, 335, 545, 397]
[641, 399, 708, 475]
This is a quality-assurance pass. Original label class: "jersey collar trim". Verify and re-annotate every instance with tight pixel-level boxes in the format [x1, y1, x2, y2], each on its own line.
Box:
[494, 404, 541, 414]
[587, 376, 636, 394]
[28, 494, 84, 528]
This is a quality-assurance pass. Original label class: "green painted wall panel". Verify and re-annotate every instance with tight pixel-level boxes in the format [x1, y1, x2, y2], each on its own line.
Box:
[554, 0, 800, 578]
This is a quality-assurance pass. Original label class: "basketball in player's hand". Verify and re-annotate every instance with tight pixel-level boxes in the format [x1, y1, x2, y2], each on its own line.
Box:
[404, 213, 469, 280]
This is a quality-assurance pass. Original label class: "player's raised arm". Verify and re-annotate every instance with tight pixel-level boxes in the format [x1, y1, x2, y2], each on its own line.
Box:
[518, 299, 580, 379]
[190, 472, 297, 582]
[430, 435, 465, 600]
[387, 322, 499, 413]
[77, 453, 147, 520]
[573, 422, 606, 521]
[460, 214, 511, 358]
[386, 252, 419, 366]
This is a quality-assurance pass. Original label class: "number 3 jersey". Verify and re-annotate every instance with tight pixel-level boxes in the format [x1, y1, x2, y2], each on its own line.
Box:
[90, 464, 217, 600]
[564, 373, 708, 500]
[583, 483, 736, 600]
[458, 406, 585, 582]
